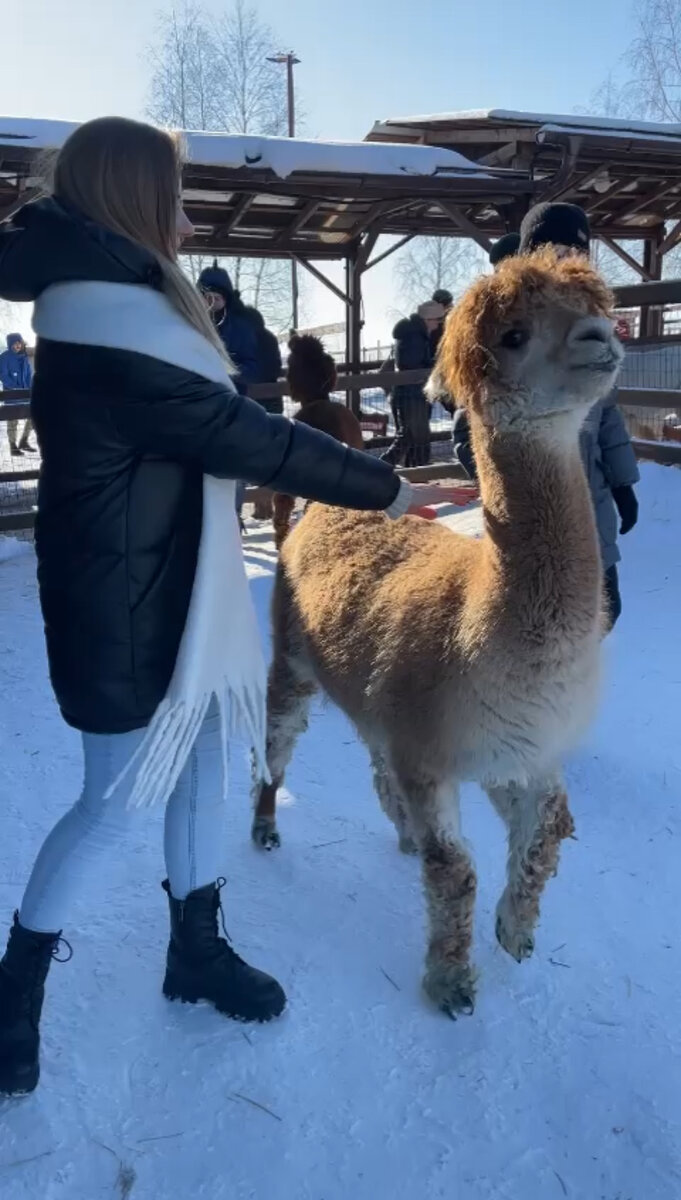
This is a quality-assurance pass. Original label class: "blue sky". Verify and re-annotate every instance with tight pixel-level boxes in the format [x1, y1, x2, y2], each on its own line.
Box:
[4, 0, 636, 341]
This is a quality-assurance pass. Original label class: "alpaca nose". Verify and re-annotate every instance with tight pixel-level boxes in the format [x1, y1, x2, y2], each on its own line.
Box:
[568, 316, 614, 346]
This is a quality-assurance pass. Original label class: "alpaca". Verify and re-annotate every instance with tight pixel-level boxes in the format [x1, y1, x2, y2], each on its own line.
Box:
[272, 335, 364, 550]
[253, 250, 624, 1017]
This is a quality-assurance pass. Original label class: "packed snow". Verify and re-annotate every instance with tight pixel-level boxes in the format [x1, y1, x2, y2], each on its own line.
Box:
[0, 463, 680, 1200]
[0, 117, 489, 180]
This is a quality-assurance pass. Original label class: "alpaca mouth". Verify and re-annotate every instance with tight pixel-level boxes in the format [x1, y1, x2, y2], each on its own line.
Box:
[571, 356, 621, 374]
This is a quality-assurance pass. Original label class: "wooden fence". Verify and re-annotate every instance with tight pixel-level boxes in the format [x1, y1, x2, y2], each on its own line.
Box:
[1, 375, 680, 534]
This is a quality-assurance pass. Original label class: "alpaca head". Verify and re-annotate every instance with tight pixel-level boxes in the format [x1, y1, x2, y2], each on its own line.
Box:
[437, 248, 624, 433]
[287, 334, 337, 406]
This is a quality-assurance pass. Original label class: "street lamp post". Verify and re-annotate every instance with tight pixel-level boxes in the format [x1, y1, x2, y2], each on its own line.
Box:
[267, 51, 300, 330]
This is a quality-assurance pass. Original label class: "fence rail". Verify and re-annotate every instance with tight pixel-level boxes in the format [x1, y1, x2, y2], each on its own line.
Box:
[2, 372, 680, 534]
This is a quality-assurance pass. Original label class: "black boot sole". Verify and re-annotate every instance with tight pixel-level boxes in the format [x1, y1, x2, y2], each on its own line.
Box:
[162, 976, 285, 1024]
[0, 1060, 39, 1097]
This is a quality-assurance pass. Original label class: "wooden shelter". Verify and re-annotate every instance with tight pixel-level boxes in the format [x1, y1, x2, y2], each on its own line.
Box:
[0, 117, 528, 374]
[2, 110, 681, 362]
[367, 108, 681, 335]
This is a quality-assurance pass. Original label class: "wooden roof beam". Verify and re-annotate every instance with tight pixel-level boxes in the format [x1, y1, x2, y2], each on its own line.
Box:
[363, 233, 415, 273]
[343, 199, 417, 242]
[435, 200, 493, 252]
[660, 218, 681, 257]
[617, 181, 680, 222]
[597, 235, 651, 281]
[277, 199, 320, 246]
[582, 177, 627, 214]
[293, 257, 351, 306]
[219, 192, 254, 237]
[542, 162, 614, 205]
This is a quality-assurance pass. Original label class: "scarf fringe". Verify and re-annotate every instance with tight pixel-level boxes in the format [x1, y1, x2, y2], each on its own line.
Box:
[104, 682, 270, 810]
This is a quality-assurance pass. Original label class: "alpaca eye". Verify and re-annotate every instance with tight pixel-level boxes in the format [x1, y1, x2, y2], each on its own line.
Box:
[500, 328, 529, 350]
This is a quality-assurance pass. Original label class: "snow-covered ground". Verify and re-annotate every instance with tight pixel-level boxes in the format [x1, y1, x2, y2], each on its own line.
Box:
[0, 464, 679, 1200]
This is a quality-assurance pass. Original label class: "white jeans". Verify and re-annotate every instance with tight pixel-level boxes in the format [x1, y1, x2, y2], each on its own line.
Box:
[19, 706, 227, 933]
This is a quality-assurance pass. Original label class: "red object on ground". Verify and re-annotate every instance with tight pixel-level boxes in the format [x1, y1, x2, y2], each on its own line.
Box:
[412, 505, 438, 520]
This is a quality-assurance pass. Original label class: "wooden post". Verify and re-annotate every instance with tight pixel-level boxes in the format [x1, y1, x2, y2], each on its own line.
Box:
[640, 227, 664, 338]
[345, 251, 363, 415]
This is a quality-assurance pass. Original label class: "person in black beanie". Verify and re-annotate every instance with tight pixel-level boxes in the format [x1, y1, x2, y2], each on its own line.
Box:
[517, 203, 639, 628]
[519, 202, 590, 256]
[489, 231, 520, 268]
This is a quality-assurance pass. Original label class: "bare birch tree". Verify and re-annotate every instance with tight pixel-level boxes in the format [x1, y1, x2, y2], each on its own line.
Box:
[588, 0, 681, 277]
[625, 0, 681, 121]
[147, 0, 299, 332]
[395, 236, 487, 314]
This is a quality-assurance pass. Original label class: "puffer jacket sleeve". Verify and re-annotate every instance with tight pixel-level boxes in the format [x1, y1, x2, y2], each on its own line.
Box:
[110, 353, 401, 512]
[598, 392, 640, 489]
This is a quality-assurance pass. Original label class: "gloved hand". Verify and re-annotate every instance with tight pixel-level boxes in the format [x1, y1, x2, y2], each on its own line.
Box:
[612, 484, 638, 536]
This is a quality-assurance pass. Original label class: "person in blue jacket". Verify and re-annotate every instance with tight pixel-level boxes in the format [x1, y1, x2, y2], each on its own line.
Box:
[0, 333, 35, 454]
[198, 262, 262, 522]
[197, 262, 259, 391]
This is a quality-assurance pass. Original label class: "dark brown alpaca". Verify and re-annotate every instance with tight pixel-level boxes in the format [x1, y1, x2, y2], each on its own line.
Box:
[272, 335, 364, 550]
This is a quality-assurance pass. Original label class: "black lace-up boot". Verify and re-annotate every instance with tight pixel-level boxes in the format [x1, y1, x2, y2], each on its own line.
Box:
[0, 914, 71, 1096]
[162, 880, 286, 1023]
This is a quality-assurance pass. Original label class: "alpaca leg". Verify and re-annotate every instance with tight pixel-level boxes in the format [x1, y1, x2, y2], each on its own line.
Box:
[370, 750, 418, 854]
[252, 652, 317, 849]
[273, 494, 296, 551]
[487, 775, 575, 963]
[401, 777, 477, 1017]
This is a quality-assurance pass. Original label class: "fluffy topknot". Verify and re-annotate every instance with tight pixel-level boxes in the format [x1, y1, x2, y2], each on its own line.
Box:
[438, 248, 614, 410]
[287, 334, 338, 404]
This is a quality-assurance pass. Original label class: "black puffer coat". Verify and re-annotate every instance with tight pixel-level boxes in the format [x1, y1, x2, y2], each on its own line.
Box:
[392, 314, 432, 372]
[0, 198, 401, 735]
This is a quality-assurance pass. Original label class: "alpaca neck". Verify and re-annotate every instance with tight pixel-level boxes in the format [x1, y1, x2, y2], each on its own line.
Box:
[469, 408, 601, 625]
[297, 393, 331, 409]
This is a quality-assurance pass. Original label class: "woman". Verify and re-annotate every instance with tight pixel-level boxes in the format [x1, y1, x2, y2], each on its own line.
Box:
[0, 117, 469, 1096]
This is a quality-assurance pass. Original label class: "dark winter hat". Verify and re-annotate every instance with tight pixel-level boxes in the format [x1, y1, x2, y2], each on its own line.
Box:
[489, 232, 520, 267]
[432, 288, 454, 308]
[197, 259, 234, 302]
[519, 203, 590, 255]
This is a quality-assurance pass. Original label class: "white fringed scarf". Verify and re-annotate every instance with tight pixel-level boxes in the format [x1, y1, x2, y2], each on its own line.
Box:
[34, 280, 269, 807]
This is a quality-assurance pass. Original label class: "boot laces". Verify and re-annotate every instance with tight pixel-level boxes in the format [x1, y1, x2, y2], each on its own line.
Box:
[52, 936, 73, 965]
[215, 878, 246, 965]
[23, 937, 73, 1030]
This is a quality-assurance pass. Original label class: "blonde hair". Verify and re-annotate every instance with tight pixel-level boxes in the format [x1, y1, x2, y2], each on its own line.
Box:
[53, 116, 228, 359]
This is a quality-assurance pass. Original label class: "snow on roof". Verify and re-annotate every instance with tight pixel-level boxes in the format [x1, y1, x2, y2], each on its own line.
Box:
[186, 131, 490, 178]
[0, 116, 491, 180]
[373, 108, 681, 141]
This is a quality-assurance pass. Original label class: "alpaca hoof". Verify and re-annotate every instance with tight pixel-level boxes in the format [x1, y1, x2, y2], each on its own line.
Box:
[252, 817, 281, 850]
[495, 912, 535, 963]
[398, 833, 419, 856]
[423, 963, 477, 1018]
